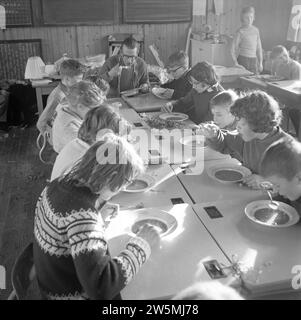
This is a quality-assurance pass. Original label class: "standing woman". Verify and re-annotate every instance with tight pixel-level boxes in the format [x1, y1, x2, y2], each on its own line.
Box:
[231, 6, 263, 74]
[33, 134, 160, 300]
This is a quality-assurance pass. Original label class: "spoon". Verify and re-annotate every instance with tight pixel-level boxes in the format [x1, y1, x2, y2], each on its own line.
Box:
[266, 189, 279, 210]
[260, 181, 279, 210]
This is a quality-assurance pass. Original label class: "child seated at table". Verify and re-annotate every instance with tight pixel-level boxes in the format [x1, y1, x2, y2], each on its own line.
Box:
[200, 90, 292, 189]
[36, 59, 86, 134]
[260, 138, 301, 209]
[33, 133, 160, 299]
[160, 50, 192, 100]
[52, 80, 109, 153]
[270, 45, 301, 80]
[270, 46, 301, 138]
[162, 61, 224, 124]
[51, 104, 132, 180]
[210, 90, 239, 131]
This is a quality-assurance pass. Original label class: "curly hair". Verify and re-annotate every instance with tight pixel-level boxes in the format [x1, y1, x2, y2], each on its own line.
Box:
[230, 91, 282, 133]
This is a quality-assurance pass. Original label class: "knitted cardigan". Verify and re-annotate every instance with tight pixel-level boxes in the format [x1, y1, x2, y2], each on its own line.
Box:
[33, 180, 151, 300]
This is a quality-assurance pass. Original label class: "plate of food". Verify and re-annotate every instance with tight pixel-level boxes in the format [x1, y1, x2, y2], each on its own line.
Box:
[245, 200, 300, 228]
[144, 116, 186, 130]
[123, 174, 156, 193]
[179, 135, 207, 149]
[152, 87, 174, 100]
[206, 164, 251, 184]
[131, 210, 178, 237]
[159, 112, 188, 122]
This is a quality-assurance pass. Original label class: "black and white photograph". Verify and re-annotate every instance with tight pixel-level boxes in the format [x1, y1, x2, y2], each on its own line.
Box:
[0, 0, 301, 305]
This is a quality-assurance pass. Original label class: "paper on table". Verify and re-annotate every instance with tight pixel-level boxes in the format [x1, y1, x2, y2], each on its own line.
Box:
[193, 0, 206, 16]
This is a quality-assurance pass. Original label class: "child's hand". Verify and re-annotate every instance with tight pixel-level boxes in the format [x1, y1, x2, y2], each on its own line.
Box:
[136, 224, 161, 249]
[161, 102, 173, 113]
[258, 62, 263, 73]
[235, 63, 245, 69]
[243, 174, 265, 190]
[197, 123, 219, 139]
[139, 83, 149, 93]
[101, 203, 120, 225]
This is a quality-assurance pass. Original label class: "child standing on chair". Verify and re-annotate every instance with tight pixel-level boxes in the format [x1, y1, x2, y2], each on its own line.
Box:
[36, 59, 86, 134]
[231, 6, 263, 74]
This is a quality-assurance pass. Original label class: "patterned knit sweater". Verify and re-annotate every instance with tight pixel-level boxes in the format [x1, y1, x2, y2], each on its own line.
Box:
[33, 180, 151, 300]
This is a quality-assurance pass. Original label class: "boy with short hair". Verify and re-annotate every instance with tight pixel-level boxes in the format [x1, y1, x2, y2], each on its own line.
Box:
[161, 50, 192, 100]
[201, 90, 292, 189]
[270, 45, 301, 80]
[260, 137, 301, 204]
[36, 59, 86, 134]
[162, 61, 224, 125]
[210, 90, 238, 131]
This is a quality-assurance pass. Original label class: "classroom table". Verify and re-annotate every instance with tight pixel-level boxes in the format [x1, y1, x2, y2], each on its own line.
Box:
[240, 75, 268, 91]
[193, 199, 301, 299]
[171, 158, 266, 204]
[122, 91, 170, 113]
[110, 164, 193, 209]
[107, 94, 300, 300]
[106, 204, 230, 299]
[267, 80, 301, 105]
[214, 66, 253, 85]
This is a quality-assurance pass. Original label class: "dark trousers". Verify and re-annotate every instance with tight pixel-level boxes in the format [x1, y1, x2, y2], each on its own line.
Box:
[237, 55, 258, 74]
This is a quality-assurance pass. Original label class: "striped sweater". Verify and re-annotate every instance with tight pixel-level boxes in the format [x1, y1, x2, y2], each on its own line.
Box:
[33, 180, 151, 300]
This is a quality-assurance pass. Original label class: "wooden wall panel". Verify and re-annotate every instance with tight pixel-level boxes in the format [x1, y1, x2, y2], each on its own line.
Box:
[0, 0, 293, 69]
[250, 0, 292, 50]
[0, 23, 187, 65]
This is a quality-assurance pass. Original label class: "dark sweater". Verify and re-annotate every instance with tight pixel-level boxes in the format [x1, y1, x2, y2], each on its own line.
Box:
[172, 84, 224, 125]
[99, 55, 149, 97]
[161, 71, 192, 100]
[33, 180, 151, 300]
[207, 127, 291, 174]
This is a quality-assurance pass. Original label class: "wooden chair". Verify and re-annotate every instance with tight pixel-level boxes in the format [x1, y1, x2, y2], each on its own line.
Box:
[7, 243, 36, 300]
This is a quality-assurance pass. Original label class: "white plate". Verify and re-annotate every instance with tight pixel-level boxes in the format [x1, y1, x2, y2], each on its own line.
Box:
[152, 87, 174, 100]
[206, 164, 251, 184]
[123, 174, 156, 193]
[245, 200, 300, 228]
[179, 135, 207, 149]
[131, 210, 178, 237]
[159, 112, 188, 122]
